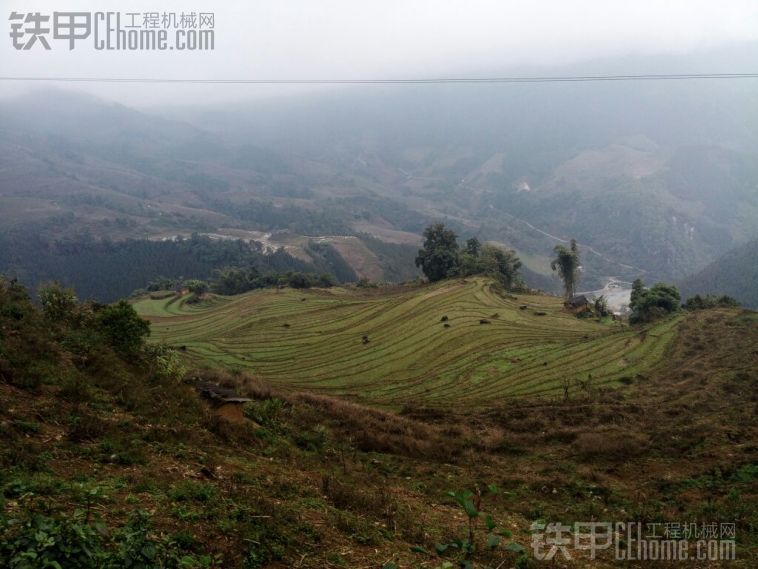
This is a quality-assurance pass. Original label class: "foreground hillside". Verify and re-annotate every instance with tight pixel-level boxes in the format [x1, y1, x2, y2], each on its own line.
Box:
[2, 277, 757, 567]
[135, 278, 680, 406]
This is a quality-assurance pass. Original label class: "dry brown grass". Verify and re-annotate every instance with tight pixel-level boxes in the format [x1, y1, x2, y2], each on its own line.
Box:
[289, 392, 468, 461]
[573, 429, 649, 460]
[161, 308, 758, 566]
[2, 307, 756, 567]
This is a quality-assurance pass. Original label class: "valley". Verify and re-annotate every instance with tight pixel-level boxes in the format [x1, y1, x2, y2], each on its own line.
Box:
[2, 10, 758, 569]
[3, 47, 758, 303]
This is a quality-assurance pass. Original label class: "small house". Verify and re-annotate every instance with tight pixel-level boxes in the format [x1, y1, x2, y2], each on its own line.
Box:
[564, 294, 590, 312]
[195, 382, 252, 423]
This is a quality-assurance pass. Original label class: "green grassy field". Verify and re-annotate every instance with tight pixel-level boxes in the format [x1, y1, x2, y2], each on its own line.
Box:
[134, 278, 681, 406]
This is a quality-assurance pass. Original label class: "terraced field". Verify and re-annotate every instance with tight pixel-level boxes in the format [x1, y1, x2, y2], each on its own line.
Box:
[134, 278, 682, 406]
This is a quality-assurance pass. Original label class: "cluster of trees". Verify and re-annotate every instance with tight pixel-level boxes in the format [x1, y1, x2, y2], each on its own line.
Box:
[37, 283, 151, 358]
[211, 268, 336, 295]
[630, 279, 741, 324]
[629, 279, 682, 324]
[592, 295, 610, 318]
[0, 279, 160, 392]
[414, 224, 523, 289]
[0, 232, 355, 303]
[212, 198, 351, 235]
[0, 279, 220, 566]
[683, 293, 739, 311]
[143, 268, 338, 298]
[304, 241, 357, 283]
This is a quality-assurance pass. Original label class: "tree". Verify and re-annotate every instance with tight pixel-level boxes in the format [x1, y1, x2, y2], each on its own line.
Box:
[629, 281, 681, 324]
[287, 272, 312, 289]
[630, 278, 645, 311]
[184, 279, 209, 296]
[551, 239, 580, 300]
[479, 245, 522, 289]
[415, 223, 460, 282]
[211, 267, 259, 295]
[317, 273, 336, 288]
[456, 252, 478, 277]
[683, 294, 739, 310]
[643, 283, 681, 313]
[465, 238, 481, 257]
[95, 301, 150, 356]
[38, 283, 80, 325]
[593, 295, 609, 317]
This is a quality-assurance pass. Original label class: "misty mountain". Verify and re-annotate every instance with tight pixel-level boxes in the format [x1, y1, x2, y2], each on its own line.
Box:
[1, 46, 757, 295]
[168, 46, 758, 285]
[678, 239, 758, 309]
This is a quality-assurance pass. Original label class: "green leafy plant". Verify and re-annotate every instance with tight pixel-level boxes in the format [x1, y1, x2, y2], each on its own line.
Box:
[0, 509, 220, 569]
[0, 510, 103, 569]
[412, 485, 525, 567]
[110, 509, 219, 568]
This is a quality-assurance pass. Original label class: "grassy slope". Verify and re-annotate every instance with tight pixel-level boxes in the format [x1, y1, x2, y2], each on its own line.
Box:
[3, 307, 756, 567]
[135, 278, 681, 406]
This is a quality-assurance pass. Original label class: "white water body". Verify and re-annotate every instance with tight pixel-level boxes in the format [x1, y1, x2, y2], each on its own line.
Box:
[579, 277, 633, 315]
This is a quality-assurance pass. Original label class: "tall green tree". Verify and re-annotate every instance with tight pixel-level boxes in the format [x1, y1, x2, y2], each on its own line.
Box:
[479, 244, 522, 289]
[415, 223, 460, 282]
[550, 239, 580, 300]
[630, 278, 645, 311]
[465, 237, 481, 257]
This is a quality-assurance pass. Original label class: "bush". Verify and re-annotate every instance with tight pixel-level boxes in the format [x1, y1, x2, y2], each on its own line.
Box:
[110, 509, 218, 568]
[169, 481, 217, 503]
[67, 412, 109, 442]
[0, 511, 103, 569]
[95, 301, 150, 357]
[143, 344, 186, 383]
[244, 397, 286, 428]
[684, 294, 739, 310]
[0, 509, 219, 569]
[293, 425, 328, 452]
[98, 436, 148, 466]
[184, 279, 209, 296]
[59, 372, 92, 402]
[0, 279, 62, 390]
[629, 282, 681, 324]
[38, 283, 81, 325]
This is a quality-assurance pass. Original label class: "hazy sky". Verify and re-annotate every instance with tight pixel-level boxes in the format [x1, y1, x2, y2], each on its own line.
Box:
[1, 0, 757, 106]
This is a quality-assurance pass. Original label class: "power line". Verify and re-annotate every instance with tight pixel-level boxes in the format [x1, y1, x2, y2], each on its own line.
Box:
[0, 73, 757, 85]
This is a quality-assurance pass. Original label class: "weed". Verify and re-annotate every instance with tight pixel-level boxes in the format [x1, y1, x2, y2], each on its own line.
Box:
[12, 420, 41, 435]
[412, 485, 525, 567]
[169, 481, 217, 503]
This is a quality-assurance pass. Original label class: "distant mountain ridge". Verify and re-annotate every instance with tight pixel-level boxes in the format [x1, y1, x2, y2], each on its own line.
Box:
[678, 239, 758, 308]
[1, 44, 757, 295]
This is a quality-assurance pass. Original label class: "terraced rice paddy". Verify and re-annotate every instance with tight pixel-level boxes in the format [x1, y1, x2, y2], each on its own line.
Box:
[134, 278, 681, 406]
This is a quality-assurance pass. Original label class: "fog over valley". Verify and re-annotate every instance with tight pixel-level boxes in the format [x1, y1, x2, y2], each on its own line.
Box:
[0, 5, 757, 566]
